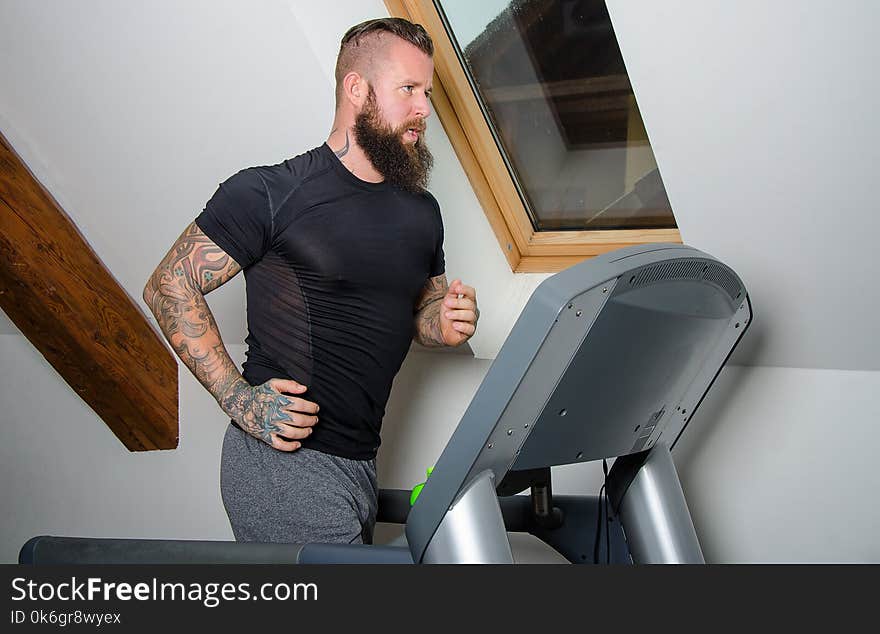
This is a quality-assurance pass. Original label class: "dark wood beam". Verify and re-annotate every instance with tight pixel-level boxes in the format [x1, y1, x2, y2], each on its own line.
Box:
[0, 131, 178, 451]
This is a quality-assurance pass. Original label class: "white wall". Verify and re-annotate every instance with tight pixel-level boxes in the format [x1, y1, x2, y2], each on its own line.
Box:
[674, 365, 880, 563]
[0, 333, 237, 561]
[599, 0, 880, 562]
[607, 0, 880, 372]
[5, 325, 877, 563]
[0, 0, 546, 356]
[0, 326, 569, 563]
[0, 0, 547, 562]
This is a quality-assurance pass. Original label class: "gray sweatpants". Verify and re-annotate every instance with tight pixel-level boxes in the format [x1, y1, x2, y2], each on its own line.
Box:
[220, 423, 378, 545]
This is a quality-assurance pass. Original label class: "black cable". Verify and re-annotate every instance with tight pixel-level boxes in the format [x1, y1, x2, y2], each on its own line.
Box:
[605, 482, 611, 564]
[593, 459, 616, 564]
[603, 459, 611, 564]
[593, 483, 605, 564]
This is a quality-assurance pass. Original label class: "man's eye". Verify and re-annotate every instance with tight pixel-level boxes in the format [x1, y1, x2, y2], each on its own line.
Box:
[402, 86, 414, 93]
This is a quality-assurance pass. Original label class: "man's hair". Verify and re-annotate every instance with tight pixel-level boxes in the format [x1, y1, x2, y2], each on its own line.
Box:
[335, 18, 434, 108]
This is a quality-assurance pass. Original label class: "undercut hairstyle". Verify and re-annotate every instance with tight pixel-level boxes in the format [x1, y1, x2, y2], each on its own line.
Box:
[335, 17, 434, 108]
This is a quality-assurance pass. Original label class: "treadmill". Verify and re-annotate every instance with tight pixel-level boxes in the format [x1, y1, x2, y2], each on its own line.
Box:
[20, 243, 752, 564]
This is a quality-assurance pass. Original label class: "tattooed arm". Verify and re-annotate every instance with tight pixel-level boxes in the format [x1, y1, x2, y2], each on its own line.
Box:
[413, 274, 479, 348]
[142, 221, 318, 451]
[413, 274, 448, 347]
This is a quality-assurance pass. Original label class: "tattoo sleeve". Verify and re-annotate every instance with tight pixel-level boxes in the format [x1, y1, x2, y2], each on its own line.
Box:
[143, 221, 256, 424]
[413, 274, 448, 347]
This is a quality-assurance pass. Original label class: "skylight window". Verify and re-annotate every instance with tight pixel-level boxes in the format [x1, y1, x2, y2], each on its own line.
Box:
[387, 0, 681, 271]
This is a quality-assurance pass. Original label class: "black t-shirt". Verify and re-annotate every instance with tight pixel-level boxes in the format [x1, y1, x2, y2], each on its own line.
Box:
[195, 143, 445, 459]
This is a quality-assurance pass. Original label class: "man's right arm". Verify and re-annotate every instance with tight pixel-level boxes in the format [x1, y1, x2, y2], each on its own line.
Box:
[142, 221, 317, 451]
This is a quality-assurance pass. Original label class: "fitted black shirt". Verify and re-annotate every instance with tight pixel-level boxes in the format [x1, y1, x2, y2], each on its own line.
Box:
[195, 143, 445, 459]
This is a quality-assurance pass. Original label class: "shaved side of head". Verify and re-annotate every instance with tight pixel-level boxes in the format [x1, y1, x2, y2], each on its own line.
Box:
[334, 18, 433, 109]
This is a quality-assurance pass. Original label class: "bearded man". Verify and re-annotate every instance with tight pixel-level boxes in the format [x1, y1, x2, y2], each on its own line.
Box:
[143, 18, 479, 544]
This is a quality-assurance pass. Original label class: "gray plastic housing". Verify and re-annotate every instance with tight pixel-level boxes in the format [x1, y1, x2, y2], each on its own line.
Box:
[405, 243, 751, 563]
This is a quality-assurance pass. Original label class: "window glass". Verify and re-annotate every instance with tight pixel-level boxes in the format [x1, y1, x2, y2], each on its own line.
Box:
[437, 0, 677, 231]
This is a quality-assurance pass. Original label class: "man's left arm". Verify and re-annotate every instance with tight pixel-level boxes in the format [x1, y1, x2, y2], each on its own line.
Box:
[413, 274, 479, 347]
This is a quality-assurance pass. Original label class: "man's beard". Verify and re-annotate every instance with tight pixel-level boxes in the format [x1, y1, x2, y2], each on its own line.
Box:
[353, 88, 433, 193]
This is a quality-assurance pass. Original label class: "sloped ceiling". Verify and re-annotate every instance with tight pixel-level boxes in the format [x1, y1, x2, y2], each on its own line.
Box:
[1, 0, 877, 372]
[0, 0, 545, 361]
[0, 0, 334, 343]
[606, 0, 880, 370]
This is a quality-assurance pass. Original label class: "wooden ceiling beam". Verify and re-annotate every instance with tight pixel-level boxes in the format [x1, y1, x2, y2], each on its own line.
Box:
[0, 131, 178, 451]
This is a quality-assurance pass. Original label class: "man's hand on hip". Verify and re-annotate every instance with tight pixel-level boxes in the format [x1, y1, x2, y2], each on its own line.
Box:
[440, 279, 479, 346]
[221, 378, 319, 451]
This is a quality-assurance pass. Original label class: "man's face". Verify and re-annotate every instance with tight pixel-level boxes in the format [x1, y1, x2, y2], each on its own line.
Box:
[353, 39, 434, 192]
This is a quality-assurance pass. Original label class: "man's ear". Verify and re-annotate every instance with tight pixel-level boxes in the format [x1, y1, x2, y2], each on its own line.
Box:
[343, 71, 366, 108]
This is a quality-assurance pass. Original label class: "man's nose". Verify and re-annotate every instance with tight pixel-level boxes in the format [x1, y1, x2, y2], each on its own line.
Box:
[413, 92, 431, 119]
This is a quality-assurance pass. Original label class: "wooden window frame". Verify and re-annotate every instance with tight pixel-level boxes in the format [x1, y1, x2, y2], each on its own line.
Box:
[385, 0, 682, 273]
